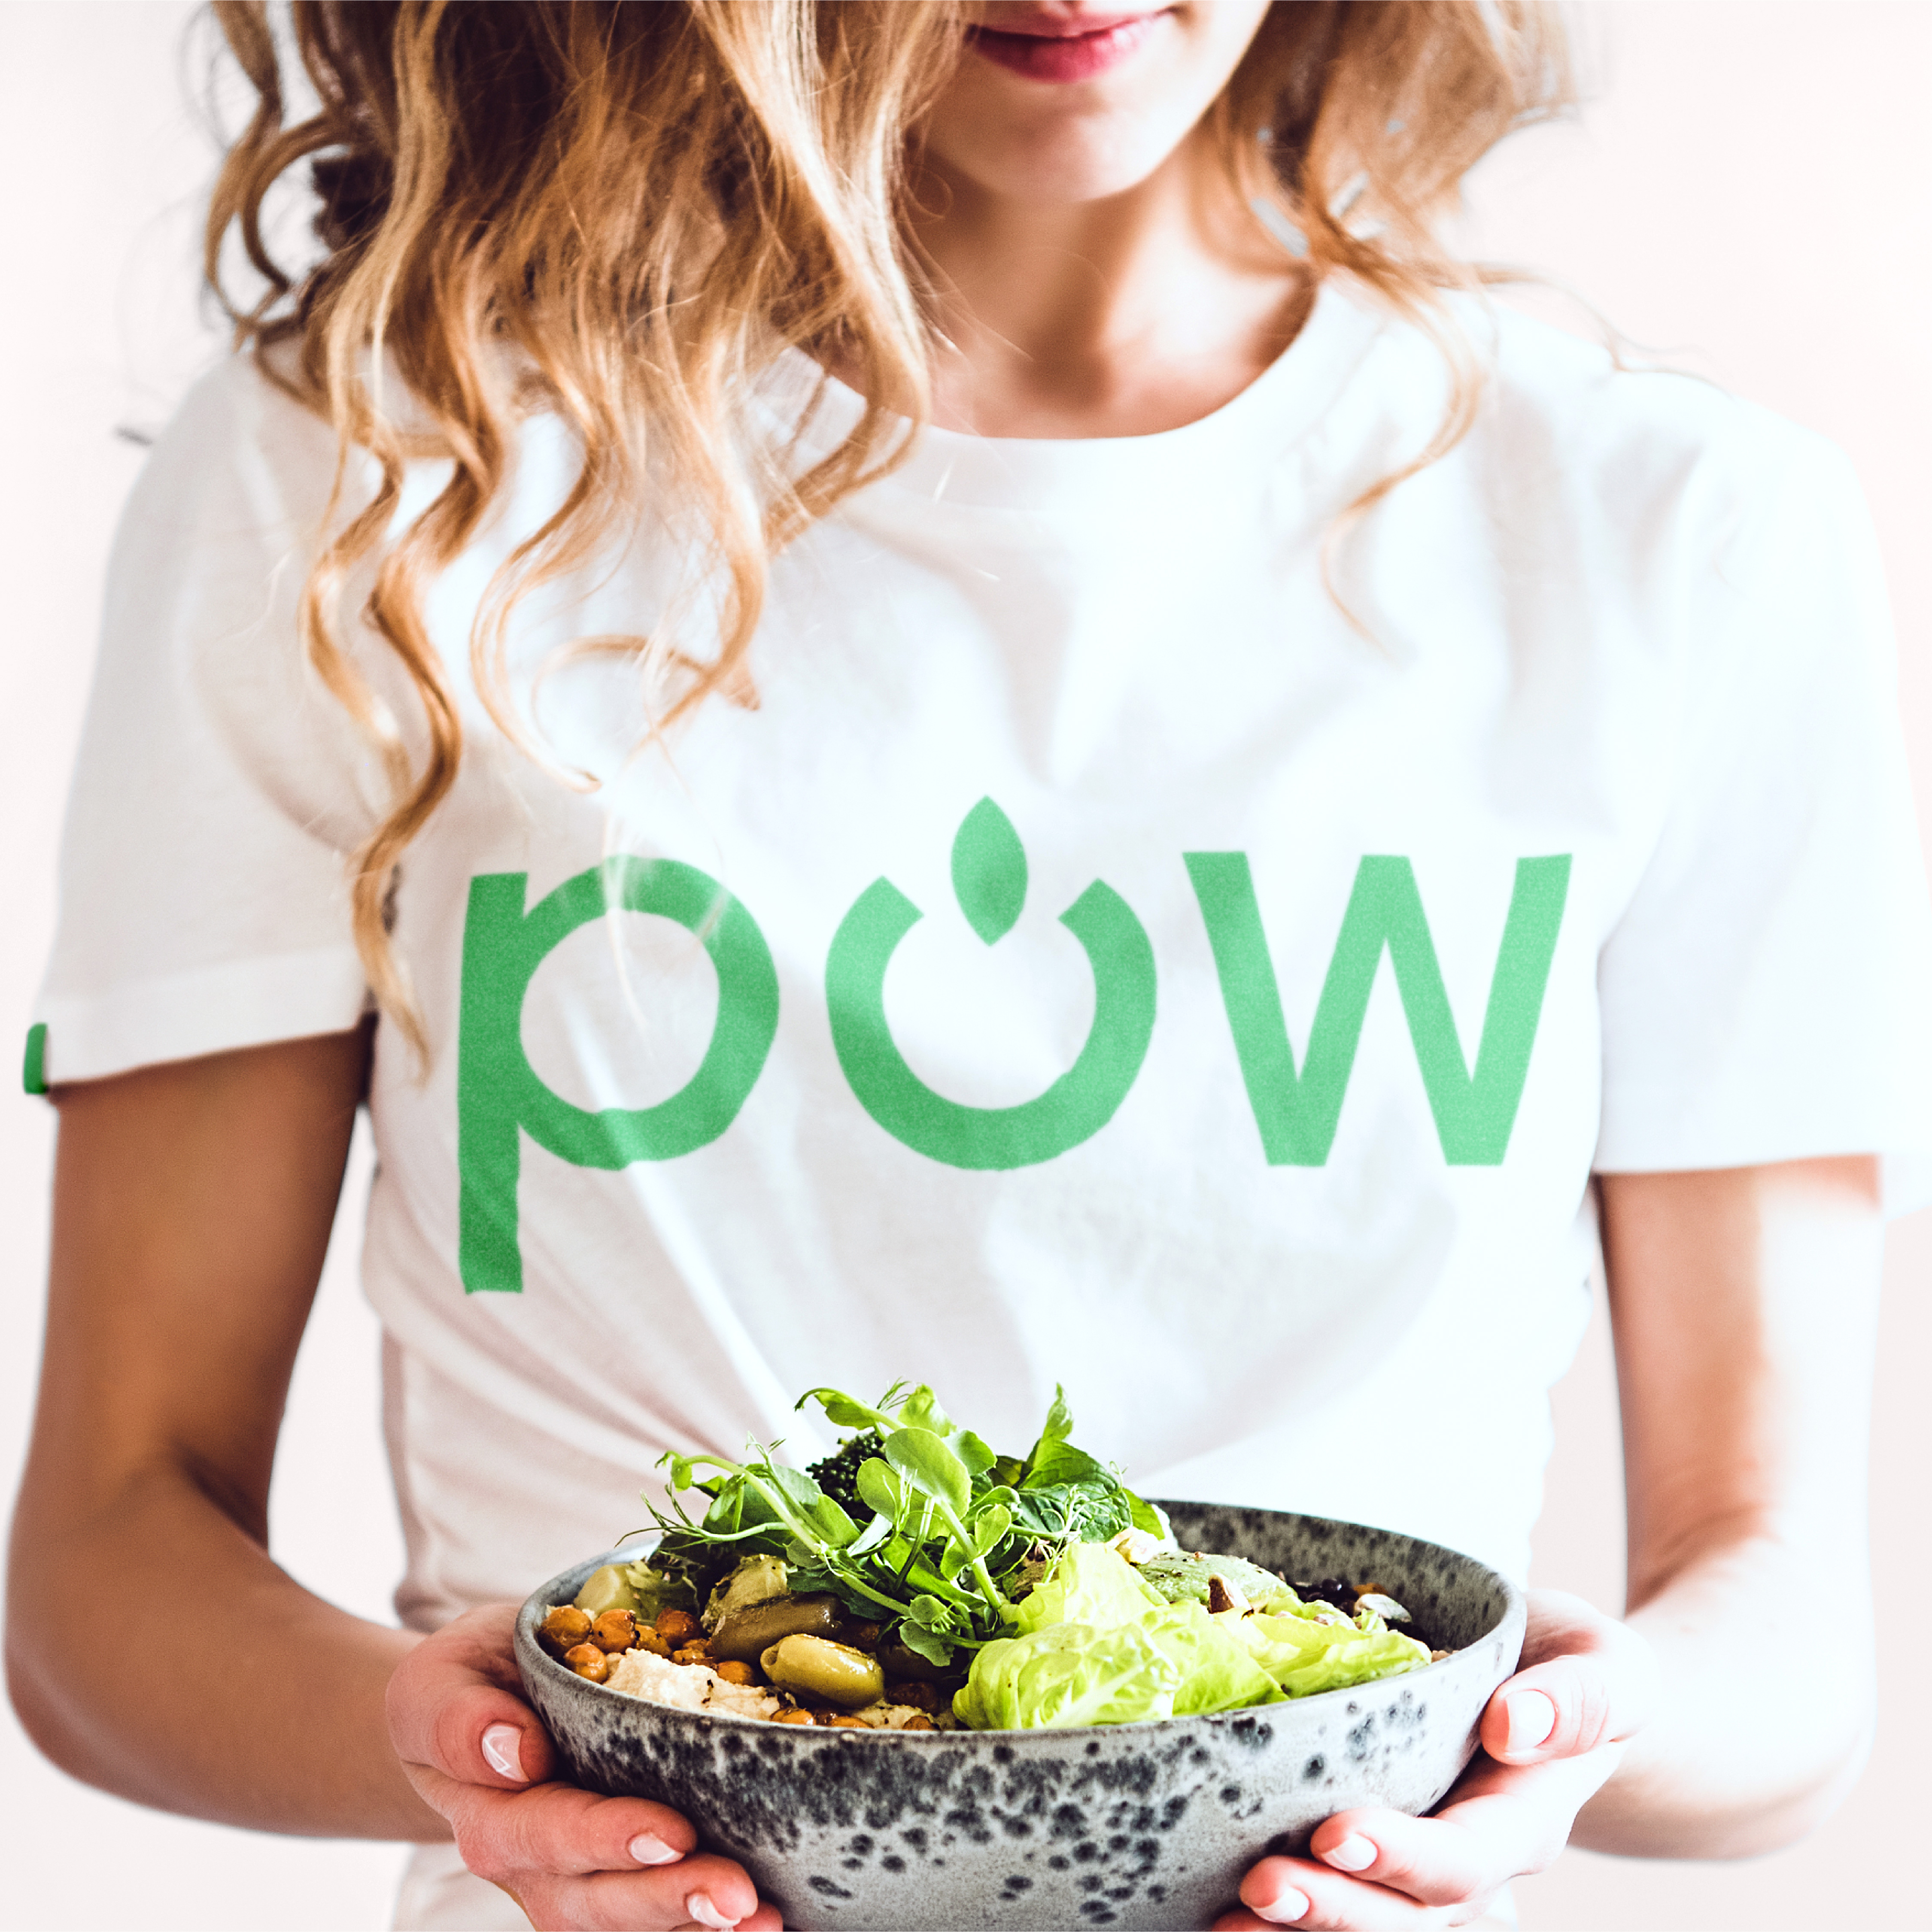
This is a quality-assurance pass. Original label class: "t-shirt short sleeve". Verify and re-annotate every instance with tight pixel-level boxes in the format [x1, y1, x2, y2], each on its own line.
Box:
[30, 359, 380, 1086]
[1593, 422, 1932, 1210]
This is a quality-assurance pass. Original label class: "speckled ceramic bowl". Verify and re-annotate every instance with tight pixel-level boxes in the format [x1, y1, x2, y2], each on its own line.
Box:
[516, 1503, 1525, 1932]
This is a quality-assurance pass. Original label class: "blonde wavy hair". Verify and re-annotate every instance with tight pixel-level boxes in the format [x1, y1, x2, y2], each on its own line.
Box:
[207, 0, 1573, 1061]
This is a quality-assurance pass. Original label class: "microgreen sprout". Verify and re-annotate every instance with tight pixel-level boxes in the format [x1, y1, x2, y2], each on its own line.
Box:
[642, 1382, 1167, 1668]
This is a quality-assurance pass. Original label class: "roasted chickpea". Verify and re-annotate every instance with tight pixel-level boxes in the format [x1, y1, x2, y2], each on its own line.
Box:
[672, 1641, 711, 1666]
[901, 1713, 937, 1731]
[826, 1713, 870, 1729]
[714, 1659, 757, 1686]
[773, 1707, 817, 1725]
[539, 1605, 593, 1655]
[655, 1607, 699, 1644]
[589, 1609, 638, 1653]
[633, 1628, 673, 1659]
[563, 1643, 612, 1683]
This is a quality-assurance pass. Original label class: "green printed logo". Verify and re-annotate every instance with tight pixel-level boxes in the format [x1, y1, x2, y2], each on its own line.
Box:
[451, 829, 1569, 1295]
[21, 1022, 47, 1096]
[1185, 852, 1570, 1166]
[826, 799, 1157, 1170]
[458, 858, 778, 1293]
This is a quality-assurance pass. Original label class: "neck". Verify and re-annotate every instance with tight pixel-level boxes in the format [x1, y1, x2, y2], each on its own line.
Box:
[905, 129, 1310, 439]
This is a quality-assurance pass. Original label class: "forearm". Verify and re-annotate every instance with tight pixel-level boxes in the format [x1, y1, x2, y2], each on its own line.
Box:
[7, 1456, 446, 1841]
[1570, 1531, 1872, 1859]
[1583, 1159, 1885, 1861]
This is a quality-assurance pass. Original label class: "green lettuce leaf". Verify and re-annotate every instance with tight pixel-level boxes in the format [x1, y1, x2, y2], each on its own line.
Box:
[1141, 1600, 1284, 1715]
[1226, 1609, 1432, 1696]
[955, 1621, 1185, 1730]
[1277, 1630, 1431, 1697]
[959, 1545, 1282, 1728]
[1014, 1541, 1164, 1633]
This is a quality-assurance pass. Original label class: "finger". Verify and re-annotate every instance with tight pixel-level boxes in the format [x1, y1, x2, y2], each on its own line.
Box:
[1224, 1856, 1316, 1928]
[1479, 1632, 1650, 1768]
[505, 1853, 770, 1931]
[425, 1773, 704, 1884]
[1234, 1853, 1433, 1931]
[1221, 1854, 1314, 1932]
[1308, 1804, 1488, 1912]
[385, 1604, 560, 1791]
[684, 1901, 783, 1932]
[1305, 1748, 1625, 1909]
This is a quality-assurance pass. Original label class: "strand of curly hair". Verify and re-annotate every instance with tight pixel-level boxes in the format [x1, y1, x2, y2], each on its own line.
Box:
[205, 0, 1572, 1066]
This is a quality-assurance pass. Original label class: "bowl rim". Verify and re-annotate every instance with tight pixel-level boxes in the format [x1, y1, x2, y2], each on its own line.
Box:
[515, 1502, 1528, 1741]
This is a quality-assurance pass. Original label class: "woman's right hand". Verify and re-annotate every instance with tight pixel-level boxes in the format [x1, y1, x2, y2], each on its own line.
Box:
[387, 1605, 781, 1932]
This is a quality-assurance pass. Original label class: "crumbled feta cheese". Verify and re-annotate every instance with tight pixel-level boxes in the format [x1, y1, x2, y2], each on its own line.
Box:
[844, 1701, 952, 1730]
[1107, 1527, 1173, 1566]
[603, 1647, 784, 1721]
[1356, 1592, 1411, 1623]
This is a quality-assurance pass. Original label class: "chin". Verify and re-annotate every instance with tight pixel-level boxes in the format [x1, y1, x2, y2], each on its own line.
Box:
[931, 111, 1196, 207]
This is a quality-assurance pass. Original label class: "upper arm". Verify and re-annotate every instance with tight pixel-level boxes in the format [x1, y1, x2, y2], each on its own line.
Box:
[1598, 1156, 1886, 1612]
[17, 1020, 373, 1549]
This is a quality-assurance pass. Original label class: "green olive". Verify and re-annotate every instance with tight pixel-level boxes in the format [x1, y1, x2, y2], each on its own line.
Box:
[759, 1634, 885, 1710]
[712, 1594, 848, 1664]
[572, 1565, 642, 1618]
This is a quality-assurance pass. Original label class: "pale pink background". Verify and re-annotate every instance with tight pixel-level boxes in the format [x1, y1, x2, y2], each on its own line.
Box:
[1, 4, 1926, 1927]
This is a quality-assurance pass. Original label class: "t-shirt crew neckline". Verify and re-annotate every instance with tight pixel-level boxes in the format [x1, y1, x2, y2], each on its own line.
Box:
[760, 278, 1385, 517]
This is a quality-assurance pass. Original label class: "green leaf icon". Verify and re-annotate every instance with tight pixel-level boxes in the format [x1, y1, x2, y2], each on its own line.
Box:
[827, 800, 1158, 1171]
[951, 796, 1027, 944]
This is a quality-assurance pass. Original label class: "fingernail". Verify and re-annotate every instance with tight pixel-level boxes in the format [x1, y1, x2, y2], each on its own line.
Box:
[1323, 1833, 1377, 1871]
[480, 1723, 526, 1783]
[686, 1896, 737, 1931]
[1505, 1689, 1558, 1753]
[629, 1831, 682, 1866]
[1253, 1890, 1310, 1925]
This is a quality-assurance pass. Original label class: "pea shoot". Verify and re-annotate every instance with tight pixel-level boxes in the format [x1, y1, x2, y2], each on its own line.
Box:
[641, 1383, 1168, 1668]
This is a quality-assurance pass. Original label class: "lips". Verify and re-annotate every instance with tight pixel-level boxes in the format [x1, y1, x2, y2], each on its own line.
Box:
[967, 9, 1170, 84]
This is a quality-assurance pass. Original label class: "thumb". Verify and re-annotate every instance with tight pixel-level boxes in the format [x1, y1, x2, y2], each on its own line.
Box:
[385, 1603, 560, 1794]
[1480, 1589, 1656, 1767]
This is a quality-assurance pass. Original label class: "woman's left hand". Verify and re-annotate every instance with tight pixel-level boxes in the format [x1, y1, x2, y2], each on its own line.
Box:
[1215, 1590, 1654, 1929]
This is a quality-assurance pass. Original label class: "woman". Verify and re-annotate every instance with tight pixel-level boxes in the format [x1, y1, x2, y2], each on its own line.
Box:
[9, 4, 1926, 1929]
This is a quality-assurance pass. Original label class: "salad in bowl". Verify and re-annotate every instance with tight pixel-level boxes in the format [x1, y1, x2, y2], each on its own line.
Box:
[535, 1381, 1444, 1733]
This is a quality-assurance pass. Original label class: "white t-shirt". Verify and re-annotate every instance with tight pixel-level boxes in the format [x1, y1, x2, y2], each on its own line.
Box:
[35, 283, 1932, 1630]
